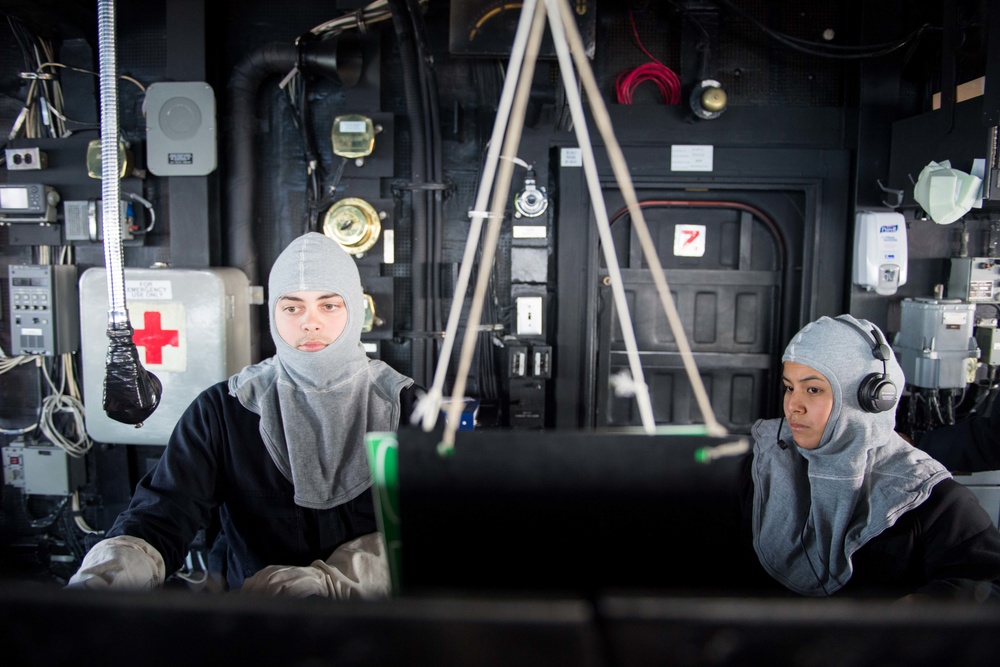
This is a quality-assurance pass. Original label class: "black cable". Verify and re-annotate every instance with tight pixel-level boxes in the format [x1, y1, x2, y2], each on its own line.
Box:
[405, 0, 444, 340]
[714, 0, 938, 60]
[61, 513, 86, 563]
[387, 0, 432, 384]
[6, 15, 36, 72]
[664, 0, 711, 80]
[929, 389, 946, 426]
[306, 156, 349, 234]
[23, 494, 70, 530]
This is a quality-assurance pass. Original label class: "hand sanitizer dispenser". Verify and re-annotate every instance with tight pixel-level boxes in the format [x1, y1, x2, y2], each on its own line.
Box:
[853, 211, 908, 295]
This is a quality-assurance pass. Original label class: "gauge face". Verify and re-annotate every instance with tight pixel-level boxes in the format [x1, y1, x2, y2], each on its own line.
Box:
[322, 197, 381, 255]
[332, 114, 375, 159]
[448, 1, 595, 58]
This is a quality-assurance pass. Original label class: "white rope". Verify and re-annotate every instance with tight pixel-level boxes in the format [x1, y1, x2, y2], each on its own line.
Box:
[428, 0, 726, 443]
[440, 0, 549, 448]
[543, 0, 655, 433]
[551, 0, 726, 436]
[412, 0, 542, 432]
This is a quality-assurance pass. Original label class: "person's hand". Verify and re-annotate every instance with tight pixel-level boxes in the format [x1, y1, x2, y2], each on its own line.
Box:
[240, 532, 389, 599]
[240, 563, 332, 598]
[66, 535, 165, 591]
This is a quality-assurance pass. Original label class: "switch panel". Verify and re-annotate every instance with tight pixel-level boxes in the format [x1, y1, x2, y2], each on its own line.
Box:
[516, 296, 543, 336]
[8, 264, 79, 355]
[2, 445, 26, 488]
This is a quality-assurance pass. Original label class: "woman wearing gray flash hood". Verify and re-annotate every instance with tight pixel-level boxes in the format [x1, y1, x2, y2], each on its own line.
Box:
[68, 233, 416, 597]
[738, 314, 1000, 601]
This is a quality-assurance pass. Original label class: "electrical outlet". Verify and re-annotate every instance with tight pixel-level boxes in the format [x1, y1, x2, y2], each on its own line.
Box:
[508, 345, 527, 378]
[5, 147, 47, 170]
[532, 345, 552, 378]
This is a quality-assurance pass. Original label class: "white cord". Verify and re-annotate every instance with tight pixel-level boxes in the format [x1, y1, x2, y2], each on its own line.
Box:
[544, 0, 655, 433]
[413, 0, 542, 433]
[72, 491, 103, 535]
[412, 1, 723, 439]
[174, 549, 208, 586]
[551, 0, 725, 436]
[0, 353, 39, 374]
[122, 191, 156, 232]
[439, 0, 549, 449]
[307, 0, 392, 37]
[38, 355, 93, 458]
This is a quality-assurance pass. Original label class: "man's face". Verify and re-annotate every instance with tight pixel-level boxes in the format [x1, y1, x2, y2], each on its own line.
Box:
[274, 290, 349, 352]
[781, 361, 834, 450]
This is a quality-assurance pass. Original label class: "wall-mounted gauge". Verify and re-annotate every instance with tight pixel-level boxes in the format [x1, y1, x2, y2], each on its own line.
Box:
[322, 197, 382, 256]
[331, 114, 376, 159]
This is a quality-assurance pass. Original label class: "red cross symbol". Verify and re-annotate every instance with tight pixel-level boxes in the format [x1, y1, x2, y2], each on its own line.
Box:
[132, 311, 179, 365]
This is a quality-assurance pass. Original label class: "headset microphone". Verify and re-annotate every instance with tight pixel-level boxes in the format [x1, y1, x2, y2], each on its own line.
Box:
[776, 415, 788, 449]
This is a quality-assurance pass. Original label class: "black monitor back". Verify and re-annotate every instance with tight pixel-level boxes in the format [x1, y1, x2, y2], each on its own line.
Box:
[395, 427, 755, 597]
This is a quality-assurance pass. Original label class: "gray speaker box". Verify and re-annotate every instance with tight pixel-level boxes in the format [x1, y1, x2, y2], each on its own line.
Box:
[145, 81, 217, 176]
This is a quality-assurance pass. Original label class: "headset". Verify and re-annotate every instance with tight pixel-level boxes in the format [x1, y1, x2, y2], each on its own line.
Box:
[833, 316, 898, 413]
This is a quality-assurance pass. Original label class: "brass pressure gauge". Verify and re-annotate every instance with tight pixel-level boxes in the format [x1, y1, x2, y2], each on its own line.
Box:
[322, 197, 382, 255]
[331, 114, 375, 159]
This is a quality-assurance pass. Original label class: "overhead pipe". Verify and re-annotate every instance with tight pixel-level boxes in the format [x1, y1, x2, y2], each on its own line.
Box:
[224, 36, 362, 360]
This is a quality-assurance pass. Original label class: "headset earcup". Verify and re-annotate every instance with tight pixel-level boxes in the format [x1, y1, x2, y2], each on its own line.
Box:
[858, 373, 898, 413]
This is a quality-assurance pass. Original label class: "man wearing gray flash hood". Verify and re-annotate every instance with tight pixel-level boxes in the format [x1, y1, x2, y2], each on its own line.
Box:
[68, 233, 416, 597]
[738, 314, 1000, 601]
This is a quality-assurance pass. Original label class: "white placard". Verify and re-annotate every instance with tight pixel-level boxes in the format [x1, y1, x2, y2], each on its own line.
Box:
[560, 148, 583, 167]
[673, 224, 707, 257]
[671, 145, 714, 172]
[126, 280, 173, 300]
[513, 225, 547, 239]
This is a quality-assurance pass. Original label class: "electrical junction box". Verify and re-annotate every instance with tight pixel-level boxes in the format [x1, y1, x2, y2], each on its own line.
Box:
[892, 298, 980, 389]
[976, 325, 1000, 365]
[853, 211, 908, 296]
[2, 443, 85, 496]
[62, 199, 136, 243]
[145, 81, 217, 176]
[947, 257, 1000, 302]
[79, 267, 252, 445]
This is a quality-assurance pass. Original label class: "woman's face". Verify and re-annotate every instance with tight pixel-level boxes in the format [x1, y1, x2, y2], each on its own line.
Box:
[782, 361, 834, 450]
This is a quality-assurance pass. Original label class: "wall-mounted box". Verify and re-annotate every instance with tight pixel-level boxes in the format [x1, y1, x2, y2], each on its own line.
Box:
[80, 267, 251, 445]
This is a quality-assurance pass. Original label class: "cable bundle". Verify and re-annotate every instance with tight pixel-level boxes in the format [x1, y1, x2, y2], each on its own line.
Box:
[616, 5, 682, 105]
[615, 63, 682, 105]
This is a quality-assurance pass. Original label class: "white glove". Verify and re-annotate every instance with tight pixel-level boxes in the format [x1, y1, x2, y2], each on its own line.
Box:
[240, 532, 390, 600]
[65, 535, 166, 592]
